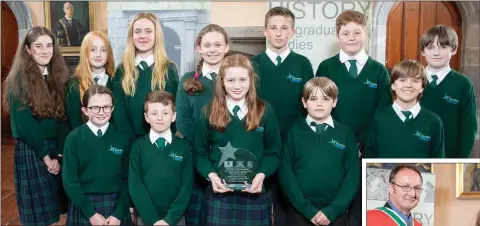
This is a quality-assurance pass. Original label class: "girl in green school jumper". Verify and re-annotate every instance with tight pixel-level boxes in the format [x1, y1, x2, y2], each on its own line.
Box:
[62, 85, 132, 226]
[65, 31, 116, 129]
[113, 12, 179, 140]
[194, 54, 282, 226]
[175, 24, 230, 226]
[2, 26, 68, 226]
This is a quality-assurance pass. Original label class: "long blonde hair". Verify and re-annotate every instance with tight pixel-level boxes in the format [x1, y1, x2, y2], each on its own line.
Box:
[121, 12, 170, 96]
[74, 31, 115, 102]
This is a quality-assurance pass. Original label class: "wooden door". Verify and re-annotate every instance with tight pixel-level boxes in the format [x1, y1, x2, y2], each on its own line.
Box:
[2, 2, 19, 137]
[386, 1, 462, 70]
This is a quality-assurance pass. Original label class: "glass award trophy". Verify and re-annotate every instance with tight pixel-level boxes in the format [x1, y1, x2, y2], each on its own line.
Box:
[217, 142, 257, 190]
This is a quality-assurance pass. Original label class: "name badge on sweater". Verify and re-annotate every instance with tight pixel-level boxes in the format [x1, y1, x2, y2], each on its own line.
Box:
[443, 94, 459, 105]
[286, 74, 302, 83]
[109, 146, 123, 155]
[413, 131, 431, 142]
[364, 79, 378, 88]
[329, 138, 346, 150]
[255, 127, 264, 132]
[168, 152, 183, 161]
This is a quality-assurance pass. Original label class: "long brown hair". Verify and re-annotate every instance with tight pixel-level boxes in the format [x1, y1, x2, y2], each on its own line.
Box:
[207, 54, 265, 132]
[121, 12, 172, 96]
[2, 26, 68, 119]
[73, 31, 115, 103]
[183, 24, 230, 95]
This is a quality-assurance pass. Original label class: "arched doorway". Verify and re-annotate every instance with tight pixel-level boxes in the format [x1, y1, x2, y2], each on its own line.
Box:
[385, 1, 462, 70]
[162, 25, 181, 73]
[1, 1, 19, 137]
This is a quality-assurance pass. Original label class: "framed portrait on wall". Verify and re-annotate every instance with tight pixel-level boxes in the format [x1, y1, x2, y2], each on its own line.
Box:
[366, 163, 434, 173]
[456, 163, 480, 199]
[44, 1, 94, 53]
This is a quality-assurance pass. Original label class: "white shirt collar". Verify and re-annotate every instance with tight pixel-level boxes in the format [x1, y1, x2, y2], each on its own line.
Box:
[306, 115, 335, 132]
[266, 47, 291, 65]
[339, 49, 369, 66]
[135, 54, 154, 69]
[65, 16, 73, 21]
[392, 101, 421, 122]
[42, 67, 48, 76]
[149, 128, 173, 146]
[426, 65, 451, 85]
[201, 63, 219, 80]
[226, 97, 248, 120]
[92, 70, 108, 86]
[86, 121, 109, 136]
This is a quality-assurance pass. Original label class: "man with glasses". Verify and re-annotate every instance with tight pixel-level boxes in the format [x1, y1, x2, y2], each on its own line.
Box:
[367, 165, 423, 226]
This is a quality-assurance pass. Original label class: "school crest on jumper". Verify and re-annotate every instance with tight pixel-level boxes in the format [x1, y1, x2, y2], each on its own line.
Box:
[413, 131, 431, 142]
[442, 94, 459, 105]
[329, 138, 346, 150]
[109, 146, 123, 155]
[364, 79, 378, 88]
[286, 74, 302, 83]
[168, 152, 183, 161]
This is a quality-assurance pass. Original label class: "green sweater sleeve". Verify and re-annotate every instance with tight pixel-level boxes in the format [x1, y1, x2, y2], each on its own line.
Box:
[320, 131, 360, 222]
[297, 59, 314, 118]
[364, 117, 379, 158]
[278, 130, 319, 221]
[167, 63, 179, 96]
[62, 133, 96, 219]
[315, 61, 328, 78]
[430, 118, 445, 158]
[193, 112, 215, 179]
[10, 96, 49, 158]
[112, 68, 135, 140]
[112, 140, 131, 220]
[458, 82, 478, 157]
[65, 80, 84, 130]
[257, 105, 281, 178]
[163, 145, 193, 225]
[175, 76, 194, 142]
[375, 66, 392, 112]
[128, 141, 161, 225]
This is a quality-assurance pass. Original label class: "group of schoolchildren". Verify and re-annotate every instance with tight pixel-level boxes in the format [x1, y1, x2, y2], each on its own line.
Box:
[3, 5, 477, 226]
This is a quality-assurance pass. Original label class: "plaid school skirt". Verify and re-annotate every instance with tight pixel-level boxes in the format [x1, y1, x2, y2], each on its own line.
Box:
[66, 193, 133, 226]
[14, 139, 60, 226]
[204, 184, 270, 226]
[184, 177, 206, 226]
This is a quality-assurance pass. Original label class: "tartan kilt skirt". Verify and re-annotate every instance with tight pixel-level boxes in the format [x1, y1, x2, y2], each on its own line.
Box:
[184, 177, 206, 226]
[204, 184, 270, 226]
[14, 139, 60, 226]
[66, 193, 133, 226]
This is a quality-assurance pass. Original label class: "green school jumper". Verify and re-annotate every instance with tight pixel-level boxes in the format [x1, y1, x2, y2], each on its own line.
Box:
[62, 123, 131, 220]
[65, 77, 113, 130]
[279, 118, 359, 222]
[129, 133, 193, 226]
[421, 69, 478, 158]
[176, 71, 216, 142]
[364, 106, 445, 158]
[316, 54, 392, 144]
[251, 51, 314, 140]
[112, 63, 179, 140]
[194, 104, 282, 181]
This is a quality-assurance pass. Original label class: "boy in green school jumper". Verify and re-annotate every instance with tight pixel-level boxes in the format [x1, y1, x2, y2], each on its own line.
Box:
[279, 77, 359, 226]
[420, 25, 478, 158]
[315, 11, 392, 226]
[129, 91, 193, 226]
[364, 60, 445, 158]
[251, 7, 314, 225]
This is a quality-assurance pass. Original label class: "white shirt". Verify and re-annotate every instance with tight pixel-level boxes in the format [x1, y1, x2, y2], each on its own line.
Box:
[42, 67, 48, 76]
[226, 97, 248, 120]
[426, 65, 451, 85]
[339, 49, 369, 75]
[135, 55, 154, 70]
[392, 101, 421, 122]
[86, 121, 109, 136]
[201, 63, 219, 80]
[149, 128, 173, 147]
[306, 115, 335, 132]
[92, 70, 108, 87]
[266, 47, 291, 66]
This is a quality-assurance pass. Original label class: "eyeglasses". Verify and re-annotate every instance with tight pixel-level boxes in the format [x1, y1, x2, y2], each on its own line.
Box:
[391, 182, 423, 193]
[87, 105, 113, 114]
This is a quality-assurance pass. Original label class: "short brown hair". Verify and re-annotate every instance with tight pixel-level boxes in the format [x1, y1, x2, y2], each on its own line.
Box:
[264, 6, 295, 28]
[420, 25, 458, 51]
[390, 60, 427, 100]
[389, 164, 423, 184]
[302, 77, 338, 101]
[336, 10, 367, 34]
[144, 91, 175, 113]
[81, 85, 114, 108]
